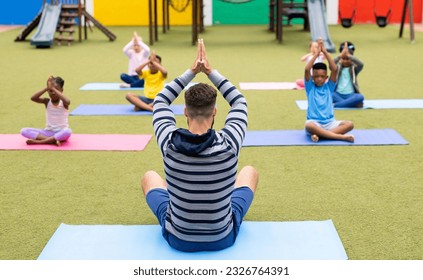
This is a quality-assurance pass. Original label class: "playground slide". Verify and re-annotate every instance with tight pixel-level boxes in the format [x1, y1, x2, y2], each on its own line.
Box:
[30, 3, 62, 47]
[307, 0, 335, 53]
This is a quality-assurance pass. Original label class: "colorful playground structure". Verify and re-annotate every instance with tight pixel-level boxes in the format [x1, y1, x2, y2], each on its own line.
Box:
[7, 0, 420, 47]
[268, 0, 336, 52]
[339, 0, 416, 42]
[146, 0, 418, 48]
[15, 0, 116, 47]
[148, 0, 337, 50]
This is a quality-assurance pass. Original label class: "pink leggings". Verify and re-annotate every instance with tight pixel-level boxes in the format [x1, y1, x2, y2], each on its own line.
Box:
[20, 127, 72, 142]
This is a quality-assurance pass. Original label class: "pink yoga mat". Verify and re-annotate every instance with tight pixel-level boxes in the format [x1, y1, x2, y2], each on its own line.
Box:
[0, 134, 153, 151]
[239, 82, 302, 90]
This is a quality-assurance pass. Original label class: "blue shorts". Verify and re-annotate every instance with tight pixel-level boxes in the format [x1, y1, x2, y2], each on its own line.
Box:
[146, 186, 254, 252]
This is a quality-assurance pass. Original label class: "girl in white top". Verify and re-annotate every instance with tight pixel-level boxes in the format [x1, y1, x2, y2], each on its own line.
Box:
[21, 76, 72, 146]
[296, 41, 326, 89]
[120, 32, 150, 88]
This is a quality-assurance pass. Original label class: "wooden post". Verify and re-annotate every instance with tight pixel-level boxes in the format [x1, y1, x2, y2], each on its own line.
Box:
[83, 0, 87, 40]
[276, 0, 283, 43]
[399, 0, 408, 38]
[192, 0, 198, 46]
[269, 0, 275, 32]
[399, 0, 415, 42]
[166, 0, 170, 31]
[162, 0, 167, 34]
[199, 0, 204, 33]
[149, 0, 154, 45]
[78, 0, 82, 42]
[154, 0, 158, 41]
[409, 0, 415, 42]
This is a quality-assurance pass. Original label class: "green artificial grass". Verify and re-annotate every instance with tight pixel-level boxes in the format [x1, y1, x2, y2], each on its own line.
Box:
[0, 24, 422, 260]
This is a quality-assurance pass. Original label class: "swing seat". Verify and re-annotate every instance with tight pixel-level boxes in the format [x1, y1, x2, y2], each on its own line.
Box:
[375, 9, 391, 28]
[376, 16, 389, 27]
[341, 18, 353, 28]
[339, 9, 355, 29]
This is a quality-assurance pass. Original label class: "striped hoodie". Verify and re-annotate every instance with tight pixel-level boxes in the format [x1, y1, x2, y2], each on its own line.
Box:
[152, 69, 248, 242]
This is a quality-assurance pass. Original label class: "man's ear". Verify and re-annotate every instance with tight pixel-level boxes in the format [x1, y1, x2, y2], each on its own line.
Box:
[212, 107, 217, 117]
[184, 107, 189, 117]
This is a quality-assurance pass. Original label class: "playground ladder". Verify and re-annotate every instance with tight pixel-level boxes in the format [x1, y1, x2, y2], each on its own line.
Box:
[56, 4, 78, 45]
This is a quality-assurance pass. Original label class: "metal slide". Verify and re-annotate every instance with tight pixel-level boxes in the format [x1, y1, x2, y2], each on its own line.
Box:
[30, 3, 62, 47]
[307, 0, 335, 53]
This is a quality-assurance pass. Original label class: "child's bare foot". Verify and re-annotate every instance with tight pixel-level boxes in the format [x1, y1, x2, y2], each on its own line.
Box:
[311, 134, 319, 142]
[343, 134, 355, 142]
[134, 106, 142, 111]
[26, 139, 37, 145]
[26, 138, 61, 145]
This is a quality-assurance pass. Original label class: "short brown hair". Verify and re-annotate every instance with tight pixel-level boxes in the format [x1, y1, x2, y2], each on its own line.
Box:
[184, 83, 217, 119]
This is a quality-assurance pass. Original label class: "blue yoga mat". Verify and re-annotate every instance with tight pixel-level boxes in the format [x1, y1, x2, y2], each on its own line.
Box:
[80, 82, 197, 91]
[70, 104, 185, 116]
[37, 220, 347, 260]
[243, 129, 408, 146]
[296, 99, 423, 110]
[80, 83, 143, 91]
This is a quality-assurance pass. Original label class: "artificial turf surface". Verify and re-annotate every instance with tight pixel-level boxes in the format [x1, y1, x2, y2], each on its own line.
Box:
[0, 23, 422, 259]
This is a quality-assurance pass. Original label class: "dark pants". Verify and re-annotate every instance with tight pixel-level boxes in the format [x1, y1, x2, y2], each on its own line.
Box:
[120, 74, 145, 88]
[333, 92, 364, 108]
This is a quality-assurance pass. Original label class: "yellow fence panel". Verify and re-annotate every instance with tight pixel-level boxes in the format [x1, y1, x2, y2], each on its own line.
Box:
[94, 0, 192, 26]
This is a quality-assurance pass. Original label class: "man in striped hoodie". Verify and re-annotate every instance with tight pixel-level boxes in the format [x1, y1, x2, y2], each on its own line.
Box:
[141, 39, 259, 252]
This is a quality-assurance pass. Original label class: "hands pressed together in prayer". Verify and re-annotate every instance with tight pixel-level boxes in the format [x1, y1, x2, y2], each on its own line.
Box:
[191, 39, 212, 75]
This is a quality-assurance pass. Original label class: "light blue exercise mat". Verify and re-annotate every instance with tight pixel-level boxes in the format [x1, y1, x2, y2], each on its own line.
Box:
[296, 99, 423, 110]
[80, 82, 197, 91]
[80, 83, 143, 91]
[243, 129, 408, 146]
[37, 220, 348, 260]
[70, 104, 185, 116]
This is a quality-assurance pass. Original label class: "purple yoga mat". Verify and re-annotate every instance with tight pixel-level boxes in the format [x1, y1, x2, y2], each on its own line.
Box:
[243, 129, 408, 146]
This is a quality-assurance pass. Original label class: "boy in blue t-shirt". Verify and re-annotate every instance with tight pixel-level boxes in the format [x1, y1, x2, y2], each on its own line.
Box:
[304, 39, 354, 143]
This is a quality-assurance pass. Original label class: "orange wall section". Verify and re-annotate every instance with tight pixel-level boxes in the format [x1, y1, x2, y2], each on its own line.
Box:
[339, 0, 422, 24]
